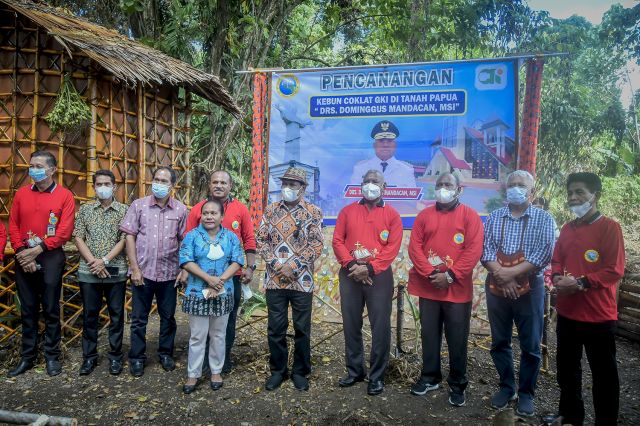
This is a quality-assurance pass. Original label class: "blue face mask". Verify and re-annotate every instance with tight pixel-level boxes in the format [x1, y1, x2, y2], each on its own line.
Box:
[506, 186, 528, 205]
[29, 167, 48, 182]
[152, 182, 170, 199]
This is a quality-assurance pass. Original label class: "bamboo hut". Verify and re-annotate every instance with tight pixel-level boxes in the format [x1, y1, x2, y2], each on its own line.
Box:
[0, 0, 240, 343]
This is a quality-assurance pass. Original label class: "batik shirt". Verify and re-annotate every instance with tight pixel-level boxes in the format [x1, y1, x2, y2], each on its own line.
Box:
[256, 200, 323, 292]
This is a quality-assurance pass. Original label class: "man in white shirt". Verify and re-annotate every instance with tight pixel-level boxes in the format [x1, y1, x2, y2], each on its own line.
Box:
[350, 120, 417, 188]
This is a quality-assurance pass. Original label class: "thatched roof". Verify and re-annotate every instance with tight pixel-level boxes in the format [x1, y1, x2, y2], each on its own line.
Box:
[2, 0, 240, 116]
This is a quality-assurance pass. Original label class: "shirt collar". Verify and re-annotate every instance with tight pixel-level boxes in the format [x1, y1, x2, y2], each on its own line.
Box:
[572, 210, 603, 227]
[150, 195, 175, 209]
[92, 199, 118, 211]
[278, 198, 306, 211]
[377, 156, 396, 164]
[501, 203, 533, 218]
[435, 199, 460, 211]
[31, 182, 56, 193]
[358, 198, 385, 207]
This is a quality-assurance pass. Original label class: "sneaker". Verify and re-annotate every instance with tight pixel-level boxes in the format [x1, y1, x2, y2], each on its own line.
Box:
[410, 380, 439, 396]
[516, 395, 534, 417]
[491, 388, 517, 409]
[448, 391, 466, 407]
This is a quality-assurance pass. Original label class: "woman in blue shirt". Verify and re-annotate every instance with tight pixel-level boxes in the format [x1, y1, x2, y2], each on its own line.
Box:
[179, 199, 243, 393]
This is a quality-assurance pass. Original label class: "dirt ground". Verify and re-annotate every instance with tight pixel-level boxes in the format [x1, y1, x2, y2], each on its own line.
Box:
[1, 312, 639, 426]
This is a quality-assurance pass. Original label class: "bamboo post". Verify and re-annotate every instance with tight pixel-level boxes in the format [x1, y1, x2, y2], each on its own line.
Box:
[184, 92, 192, 204]
[30, 27, 39, 153]
[542, 286, 551, 371]
[86, 73, 97, 198]
[395, 283, 406, 356]
[0, 409, 77, 426]
[136, 83, 145, 198]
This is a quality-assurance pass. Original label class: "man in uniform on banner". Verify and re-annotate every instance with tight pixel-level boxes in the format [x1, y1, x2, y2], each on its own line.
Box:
[184, 170, 257, 373]
[8, 150, 75, 377]
[407, 172, 484, 407]
[333, 169, 403, 396]
[552, 172, 625, 426]
[256, 166, 324, 392]
[350, 121, 416, 188]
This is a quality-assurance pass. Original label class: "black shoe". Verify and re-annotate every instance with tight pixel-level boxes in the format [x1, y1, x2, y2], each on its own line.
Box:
[367, 380, 384, 396]
[129, 360, 145, 377]
[46, 360, 62, 377]
[79, 359, 97, 376]
[410, 380, 439, 396]
[159, 355, 175, 372]
[109, 359, 123, 375]
[265, 373, 287, 391]
[338, 375, 366, 387]
[210, 381, 224, 391]
[291, 374, 309, 391]
[7, 359, 34, 377]
[449, 391, 466, 407]
[183, 383, 197, 394]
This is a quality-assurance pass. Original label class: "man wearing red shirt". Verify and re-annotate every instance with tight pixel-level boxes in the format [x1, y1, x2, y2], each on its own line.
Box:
[8, 151, 75, 377]
[552, 172, 625, 426]
[333, 170, 403, 396]
[184, 170, 256, 373]
[407, 173, 483, 407]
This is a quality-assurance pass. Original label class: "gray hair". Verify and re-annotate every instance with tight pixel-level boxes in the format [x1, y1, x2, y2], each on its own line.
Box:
[363, 169, 385, 183]
[506, 170, 534, 187]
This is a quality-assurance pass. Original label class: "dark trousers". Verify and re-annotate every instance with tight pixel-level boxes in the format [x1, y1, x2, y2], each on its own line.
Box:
[15, 248, 65, 362]
[225, 275, 242, 362]
[557, 315, 619, 426]
[339, 267, 393, 382]
[128, 278, 177, 361]
[266, 289, 312, 377]
[486, 275, 544, 398]
[419, 298, 471, 393]
[80, 281, 126, 361]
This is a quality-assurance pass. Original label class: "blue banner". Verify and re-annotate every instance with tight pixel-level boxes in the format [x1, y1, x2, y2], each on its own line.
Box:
[267, 60, 518, 228]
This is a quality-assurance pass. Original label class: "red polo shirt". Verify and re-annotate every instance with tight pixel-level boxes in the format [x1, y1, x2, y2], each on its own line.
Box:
[407, 202, 483, 303]
[185, 197, 256, 253]
[0, 222, 6, 260]
[552, 214, 625, 323]
[332, 199, 403, 275]
[9, 183, 75, 251]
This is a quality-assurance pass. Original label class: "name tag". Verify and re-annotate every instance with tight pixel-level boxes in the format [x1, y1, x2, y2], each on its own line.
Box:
[47, 225, 56, 237]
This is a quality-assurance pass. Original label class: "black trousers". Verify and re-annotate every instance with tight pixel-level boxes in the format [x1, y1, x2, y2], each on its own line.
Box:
[128, 278, 177, 361]
[80, 281, 126, 361]
[266, 289, 312, 377]
[556, 315, 619, 426]
[225, 275, 242, 362]
[339, 267, 393, 382]
[15, 248, 65, 362]
[419, 298, 471, 393]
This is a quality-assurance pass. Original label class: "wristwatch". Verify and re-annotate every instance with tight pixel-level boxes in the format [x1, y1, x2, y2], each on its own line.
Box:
[102, 257, 110, 266]
[576, 276, 590, 291]
[444, 271, 454, 284]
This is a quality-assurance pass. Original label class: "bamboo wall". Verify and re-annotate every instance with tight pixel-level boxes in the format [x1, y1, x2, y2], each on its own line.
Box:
[0, 9, 192, 342]
[617, 272, 640, 342]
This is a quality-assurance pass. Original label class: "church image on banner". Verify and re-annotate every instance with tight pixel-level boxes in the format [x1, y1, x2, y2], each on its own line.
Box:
[421, 115, 515, 184]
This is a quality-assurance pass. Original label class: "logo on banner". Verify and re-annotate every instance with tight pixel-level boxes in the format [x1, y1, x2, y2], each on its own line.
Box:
[475, 64, 507, 90]
[343, 185, 423, 201]
[276, 74, 300, 97]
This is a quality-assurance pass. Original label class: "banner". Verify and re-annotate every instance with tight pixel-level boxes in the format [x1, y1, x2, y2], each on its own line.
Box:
[267, 60, 518, 227]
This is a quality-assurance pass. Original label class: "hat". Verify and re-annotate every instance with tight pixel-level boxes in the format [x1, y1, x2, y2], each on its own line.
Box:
[279, 167, 307, 185]
[371, 120, 399, 140]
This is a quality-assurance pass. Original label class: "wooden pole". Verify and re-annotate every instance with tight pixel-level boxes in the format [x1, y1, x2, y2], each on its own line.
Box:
[86, 73, 97, 198]
[0, 409, 77, 426]
[136, 83, 145, 198]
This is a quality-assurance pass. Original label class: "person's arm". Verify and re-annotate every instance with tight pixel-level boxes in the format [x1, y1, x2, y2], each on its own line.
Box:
[0, 222, 6, 262]
[239, 204, 257, 282]
[369, 209, 403, 275]
[332, 208, 355, 268]
[120, 201, 142, 284]
[448, 210, 484, 282]
[292, 206, 324, 271]
[8, 191, 23, 252]
[43, 190, 76, 249]
[255, 206, 276, 265]
[183, 202, 202, 238]
[407, 211, 436, 278]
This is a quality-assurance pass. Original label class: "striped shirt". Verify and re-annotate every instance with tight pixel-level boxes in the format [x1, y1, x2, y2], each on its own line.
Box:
[481, 204, 555, 271]
[120, 195, 187, 282]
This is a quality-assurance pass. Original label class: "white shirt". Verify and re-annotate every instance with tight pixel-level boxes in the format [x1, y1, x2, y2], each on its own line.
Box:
[350, 156, 417, 188]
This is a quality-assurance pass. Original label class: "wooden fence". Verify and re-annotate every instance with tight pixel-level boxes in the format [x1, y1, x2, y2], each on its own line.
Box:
[617, 271, 640, 342]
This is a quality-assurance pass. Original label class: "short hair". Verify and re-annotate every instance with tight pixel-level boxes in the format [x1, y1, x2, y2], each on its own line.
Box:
[210, 170, 233, 186]
[567, 172, 602, 193]
[363, 169, 385, 182]
[94, 169, 116, 185]
[506, 170, 534, 187]
[31, 150, 57, 167]
[202, 198, 225, 215]
[153, 166, 177, 184]
[436, 172, 461, 187]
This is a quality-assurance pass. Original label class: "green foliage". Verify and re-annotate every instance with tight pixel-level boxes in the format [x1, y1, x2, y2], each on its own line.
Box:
[600, 175, 640, 226]
[45, 75, 91, 134]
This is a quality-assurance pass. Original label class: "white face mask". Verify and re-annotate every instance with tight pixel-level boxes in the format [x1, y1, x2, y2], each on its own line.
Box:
[435, 188, 457, 204]
[207, 243, 225, 260]
[95, 186, 114, 200]
[362, 183, 382, 200]
[281, 187, 299, 202]
[569, 195, 594, 218]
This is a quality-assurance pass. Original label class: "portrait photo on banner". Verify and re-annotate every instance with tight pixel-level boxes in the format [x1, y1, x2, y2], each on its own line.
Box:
[267, 60, 518, 228]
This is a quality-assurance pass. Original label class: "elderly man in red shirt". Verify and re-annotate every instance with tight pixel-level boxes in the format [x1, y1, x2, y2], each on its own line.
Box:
[8, 150, 75, 377]
[552, 172, 625, 426]
[407, 172, 483, 407]
[333, 169, 403, 396]
[184, 170, 256, 373]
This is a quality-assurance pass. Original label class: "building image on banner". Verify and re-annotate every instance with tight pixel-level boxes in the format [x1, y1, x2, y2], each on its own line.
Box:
[267, 60, 517, 227]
